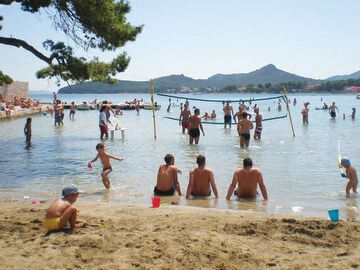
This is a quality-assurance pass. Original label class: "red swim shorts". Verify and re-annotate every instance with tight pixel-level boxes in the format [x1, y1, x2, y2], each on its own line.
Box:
[182, 121, 189, 129]
[99, 125, 108, 134]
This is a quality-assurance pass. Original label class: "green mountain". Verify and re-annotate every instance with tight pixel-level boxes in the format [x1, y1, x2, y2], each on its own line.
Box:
[325, 70, 360, 81]
[58, 64, 317, 94]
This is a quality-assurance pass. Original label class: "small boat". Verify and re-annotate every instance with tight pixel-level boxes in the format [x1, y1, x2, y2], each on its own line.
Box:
[143, 102, 161, 110]
[77, 102, 96, 110]
[356, 95, 360, 99]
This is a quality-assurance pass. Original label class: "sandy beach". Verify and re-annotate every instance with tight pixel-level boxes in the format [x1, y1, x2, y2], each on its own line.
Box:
[0, 201, 359, 270]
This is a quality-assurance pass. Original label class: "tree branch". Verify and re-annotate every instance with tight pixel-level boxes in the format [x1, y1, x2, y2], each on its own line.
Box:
[0, 36, 53, 64]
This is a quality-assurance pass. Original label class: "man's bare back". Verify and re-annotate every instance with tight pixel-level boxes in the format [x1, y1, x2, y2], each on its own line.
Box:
[156, 165, 178, 191]
[226, 158, 268, 200]
[188, 168, 218, 197]
[188, 114, 201, 129]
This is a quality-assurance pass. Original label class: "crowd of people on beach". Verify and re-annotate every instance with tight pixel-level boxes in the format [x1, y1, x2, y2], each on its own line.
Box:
[0, 95, 41, 117]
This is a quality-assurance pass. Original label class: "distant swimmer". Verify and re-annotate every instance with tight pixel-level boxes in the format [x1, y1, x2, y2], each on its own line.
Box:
[237, 112, 253, 148]
[24, 117, 32, 144]
[154, 154, 182, 196]
[277, 102, 282, 111]
[226, 158, 268, 200]
[293, 98, 297, 106]
[202, 112, 211, 120]
[253, 107, 263, 140]
[179, 104, 191, 134]
[54, 100, 62, 126]
[167, 103, 171, 113]
[322, 103, 328, 110]
[135, 101, 140, 115]
[350, 108, 356, 119]
[223, 101, 235, 128]
[211, 110, 216, 120]
[69, 101, 76, 119]
[180, 103, 183, 112]
[339, 158, 358, 197]
[186, 155, 218, 199]
[188, 108, 205, 145]
[301, 102, 310, 124]
[88, 143, 124, 189]
[329, 102, 339, 119]
[234, 103, 248, 123]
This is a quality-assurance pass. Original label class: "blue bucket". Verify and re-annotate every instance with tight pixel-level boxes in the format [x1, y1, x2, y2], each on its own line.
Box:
[328, 209, 339, 222]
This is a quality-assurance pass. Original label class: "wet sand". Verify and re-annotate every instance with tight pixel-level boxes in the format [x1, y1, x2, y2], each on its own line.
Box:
[1, 201, 360, 270]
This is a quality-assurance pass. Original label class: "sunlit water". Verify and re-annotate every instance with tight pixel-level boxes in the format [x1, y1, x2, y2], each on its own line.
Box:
[0, 93, 359, 220]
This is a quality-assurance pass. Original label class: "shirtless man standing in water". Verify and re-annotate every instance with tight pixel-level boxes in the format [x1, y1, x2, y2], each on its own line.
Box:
[179, 104, 191, 134]
[329, 102, 339, 119]
[253, 107, 263, 140]
[154, 154, 182, 196]
[186, 155, 218, 199]
[233, 103, 248, 123]
[226, 158, 268, 200]
[188, 108, 205, 145]
[237, 112, 254, 148]
[223, 101, 234, 128]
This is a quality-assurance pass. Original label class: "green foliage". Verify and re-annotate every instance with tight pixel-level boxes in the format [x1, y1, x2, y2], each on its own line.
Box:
[315, 78, 360, 92]
[0, 0, 142, 85]
[0, 70, 13, 86]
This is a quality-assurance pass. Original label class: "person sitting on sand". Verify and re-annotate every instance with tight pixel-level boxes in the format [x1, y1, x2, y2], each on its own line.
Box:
[339, 158, 358, 197]
[237, 112, 254, 148]
[186, 155, 218, 199]
[226, 158, 268, 200]
[154, 154, 182, 196]
[44, 184, 85, 232]
[188, 108, 205, 145]
[88, 143, 124, 189]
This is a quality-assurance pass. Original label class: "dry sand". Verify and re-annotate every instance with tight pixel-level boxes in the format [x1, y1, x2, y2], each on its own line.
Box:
[1, 201, 360, 270]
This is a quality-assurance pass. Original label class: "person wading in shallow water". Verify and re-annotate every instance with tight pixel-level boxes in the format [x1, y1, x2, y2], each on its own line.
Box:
[188, 108, 205, 145]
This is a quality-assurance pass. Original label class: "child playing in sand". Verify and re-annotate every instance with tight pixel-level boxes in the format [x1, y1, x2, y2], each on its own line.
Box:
[24, 117, 32, 144]
[44, 184, 84, 232]
[339, 158, 358, 197]
[88, 143, 124, 189]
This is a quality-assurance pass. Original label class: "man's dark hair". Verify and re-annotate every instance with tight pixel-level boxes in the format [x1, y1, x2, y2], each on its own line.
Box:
[194, 108, 200, 114]
[242, 112, 248, 118]
[96, 143, 105, 150]
[164, 154, 174, 165]
[243, 158, 253, 168]
[196, 155, 206, 167]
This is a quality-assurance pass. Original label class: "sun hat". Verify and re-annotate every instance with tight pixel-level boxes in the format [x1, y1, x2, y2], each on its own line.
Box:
[62, 184, 84, 198]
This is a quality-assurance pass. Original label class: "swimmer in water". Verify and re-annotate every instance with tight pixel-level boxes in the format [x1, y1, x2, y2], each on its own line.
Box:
[237, 112, 254, 148]
[301, 102, 310, 124]
[350, 108, 356, 120]
[188, 108, 205, 145]
[329, 102, 339, 119]
[339, 158, 358, 197]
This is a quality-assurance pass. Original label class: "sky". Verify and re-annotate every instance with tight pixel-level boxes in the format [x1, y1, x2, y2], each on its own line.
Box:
[0, 0, 360, 91]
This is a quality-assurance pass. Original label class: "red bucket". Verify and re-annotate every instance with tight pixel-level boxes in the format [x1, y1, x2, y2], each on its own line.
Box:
[152, 196, 160, 208]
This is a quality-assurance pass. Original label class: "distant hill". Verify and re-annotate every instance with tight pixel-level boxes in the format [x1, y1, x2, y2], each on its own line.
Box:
[57, 64, 317, 94]
[326, 70, 360, 81]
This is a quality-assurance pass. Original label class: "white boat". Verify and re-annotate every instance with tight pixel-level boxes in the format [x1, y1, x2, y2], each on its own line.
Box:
[143, 102, 161, 110]
[77, 102, 96, 110]
[356, 94, 360, 99]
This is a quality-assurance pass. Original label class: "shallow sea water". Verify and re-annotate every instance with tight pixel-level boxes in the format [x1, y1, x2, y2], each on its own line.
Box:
[0, 93, 359, 220]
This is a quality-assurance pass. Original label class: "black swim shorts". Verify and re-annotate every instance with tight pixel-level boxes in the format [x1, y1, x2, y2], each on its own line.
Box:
[189, 128, 200, 138]
[224, 115, 232, 124]
[241, 133, 250, 140]
[154, 186, 175, 196]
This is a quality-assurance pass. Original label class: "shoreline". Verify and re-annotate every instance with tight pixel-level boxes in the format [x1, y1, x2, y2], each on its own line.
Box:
[1, 201, 360, 269]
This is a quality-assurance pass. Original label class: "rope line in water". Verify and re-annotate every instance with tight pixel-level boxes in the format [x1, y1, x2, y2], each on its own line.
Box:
[163, 114, 288, 125]
[157, 93, 285, 103]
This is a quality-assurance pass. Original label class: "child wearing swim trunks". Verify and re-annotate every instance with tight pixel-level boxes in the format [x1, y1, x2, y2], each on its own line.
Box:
[88, 143, 124, 189]
[44, 184, 85, 232]
[339, 158, 358, 197]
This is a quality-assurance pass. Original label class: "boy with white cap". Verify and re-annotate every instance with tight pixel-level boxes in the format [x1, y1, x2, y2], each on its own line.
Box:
[44, 184, 84, 231]
[339, 159, 358, 197]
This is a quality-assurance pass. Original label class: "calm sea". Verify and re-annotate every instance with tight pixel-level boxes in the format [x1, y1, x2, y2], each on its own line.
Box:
[0, 93, 359, 220]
